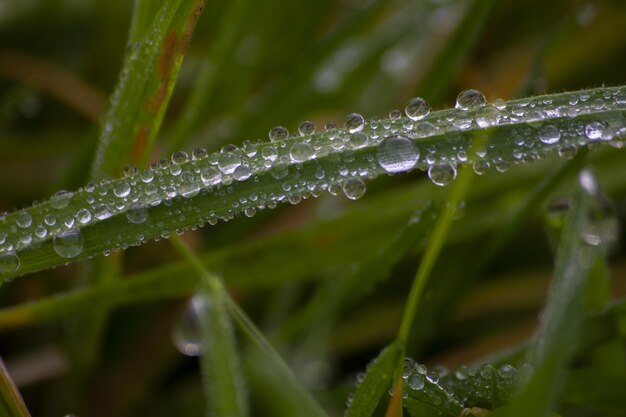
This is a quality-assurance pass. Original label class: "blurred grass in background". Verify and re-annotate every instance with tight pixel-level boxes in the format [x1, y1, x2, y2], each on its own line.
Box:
[1, 0, 626, 416]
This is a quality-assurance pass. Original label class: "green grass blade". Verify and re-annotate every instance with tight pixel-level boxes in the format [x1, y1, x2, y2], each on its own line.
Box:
[91, 0, 206, 179]
[345, 342, 402, 417]
[417, 0, 496, 102]
[2, 86, 626, 282]
[0, 357, 31, 417]
[490, 174, 603, 417]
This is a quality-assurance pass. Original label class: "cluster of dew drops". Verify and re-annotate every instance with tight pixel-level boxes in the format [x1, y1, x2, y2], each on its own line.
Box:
[1, 87, 626, 275]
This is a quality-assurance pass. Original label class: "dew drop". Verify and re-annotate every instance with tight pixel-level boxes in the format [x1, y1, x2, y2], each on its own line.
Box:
[405, 97, 430, 121]
[127, 204, 149, 224]
[298, 120, 315, 136]
[94, 204, 113, 220]
[269, 126, 289, 142]
[377, 136, 419, 173]
[290, 142, 315, 162]
[455, 89, 487, 111]
[124, 164, 138, 178]
[538, 124, 561, 144]
[349, 132, 368, 149]
[113, 181, 131, 198]
[408, 373, 425, 390]
[53, 229, 84, 259]
[192, 147, 208, 160]
[172, 295, 206, 357]
[51, 190, 73, 209]
[200, 166, 222, 186]
[345, 113, 365, 133]
[180, 181, 200, 198]
[218, 150, 242, 174]
[585, 122, 604, 140]
[75, 208, 92, 224]
[342, 178, 366, 200]
[16, 212, 33, 228]
[428, 164, 457, 186]
[171, 150, 189, 164]
[0, 252, 20, 274]
[233, 165, 252, 181]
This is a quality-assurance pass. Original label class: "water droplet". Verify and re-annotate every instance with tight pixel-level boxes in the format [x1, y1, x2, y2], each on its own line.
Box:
[180, 181, 200, 198]
[269, 126, 289, 142]
[233, 165, 252, 181]
[16, 212, 33, 228]
[114, 181, 131, 198]
[192, 147, 208, 160]
[408, 373, 425, 390]
[455, 89, 487, 111]
[75, 208, 92, 224]
[172, 295, 206, 357]
[127, 204, 149, 224]
[298, 120, 315, 136]
[345, 113, 365, 133]
[0, 252, 19, 273]
[218, 150, 242, 174]
[94, 204, 113, 220]
[377, 136, 419, 173]
[405, 97, 430, 121]
[171, 150, 189, 164]
[342, 178, 366, 200]
[201, 166, 222, 186]
[538, 124, 561, 144]
[389, 109, 402, 120]
[290, 142, 315, 162]
[414, 121, 436, 137]
[51, 190, 73, 209]
[428, 164, 457, 186]
[53, 230, 84, 258]
[585, 122, 604, 140]
[349, 132, 368, 149]
[124, 164, 138, 178]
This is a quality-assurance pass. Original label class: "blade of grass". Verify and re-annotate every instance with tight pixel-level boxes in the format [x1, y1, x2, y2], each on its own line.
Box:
[170, 237, 248, 417]
[0, 357, 31, 417]
[490, 174, 602, 417]
[92, 0, 206, 179]
[345, 342, 402, 417]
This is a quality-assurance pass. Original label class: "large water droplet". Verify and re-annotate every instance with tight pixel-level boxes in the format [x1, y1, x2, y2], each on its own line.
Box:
[538, 124, 561, 144]
[428, 164, 457, 186]
[408, 373, 425, 390]
[290, 142, 315, 162]
[113, 181, 131, 198]
[377, 136, 419, 173]
[218, 150, 242, 174]
[127, 204, 149, 224]
[345, 113, 365, 133]
[342, 178, 366, 200]
[298, 120, 315, 136]
[201, 166, 222, 186]
[405, 97, 430, 121]
[75, 208, 92, 224]
[53, 230, 84, 258]
[0, 252, 20, 274]
[455, 89, 487, 111]
[172, 295, 207, 357]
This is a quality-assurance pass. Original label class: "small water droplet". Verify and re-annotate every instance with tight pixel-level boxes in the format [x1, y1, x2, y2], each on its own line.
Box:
[408, 373, 425, 390]
[538, 124, 561, 144]
[0, 252, 20, 273]
[124, 164, 138, 178]
[16, 212, 33, 228]
[269, 126, 289, 142]
[53, 229, 84, 258]
[405, 97, 430, 121]
[345, 113, 365, 133]
[51, 190, 73, 209]
[113, 181, 131, 198]
[218, 150, 242, 174]
[585, 122, 604, 140]
[127, 204, 149, 224]
[75, 208, 92, 224]
[201, 166, 222, 186]
[342, 178, 366, 200]
[298, 120, 315, 136]
[428, 164, 457, 186]
[171, 150, 189, 164]
[456, 89, 487, 111]
[290, 142, 315, 162]
[349, 132, 368, 149]
[377, 136, 419, 173]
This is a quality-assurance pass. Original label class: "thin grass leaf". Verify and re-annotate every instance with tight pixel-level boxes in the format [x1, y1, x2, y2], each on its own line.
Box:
[170, 237, 248, 417]
[345, 342, 402, 417]
[0, 357, 31, 417]
[92, 0, 206, 179]
[489, 172, 604, 417]
[1, 86, 625, 283]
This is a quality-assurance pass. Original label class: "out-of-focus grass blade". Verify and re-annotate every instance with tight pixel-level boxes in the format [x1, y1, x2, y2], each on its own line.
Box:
[170, 237, 248, 417]
[0, 357, 31, 417]
[345, 342, 401, 417]
[417, 0, 496, 103]
[490, 174, 602, 417]
[92, 0, 206, 179]
[562, 367, 626, 413]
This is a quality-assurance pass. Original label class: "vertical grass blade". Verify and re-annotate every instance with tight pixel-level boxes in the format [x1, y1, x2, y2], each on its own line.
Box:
[490, 172, 603, 417]
[92, 0, 206, 179]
